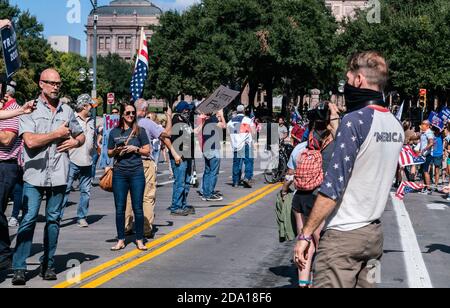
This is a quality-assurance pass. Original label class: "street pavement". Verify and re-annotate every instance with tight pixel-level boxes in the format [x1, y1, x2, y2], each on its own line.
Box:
[0, 142, 448, 288]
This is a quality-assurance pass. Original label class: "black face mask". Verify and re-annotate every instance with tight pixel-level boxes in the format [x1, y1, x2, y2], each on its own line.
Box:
[344, 83, 386, 113]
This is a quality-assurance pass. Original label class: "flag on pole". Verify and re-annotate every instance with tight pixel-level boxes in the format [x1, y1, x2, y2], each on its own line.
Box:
[396, 100, 404, 121]
[399, 145, 426, 167]
[130, 28, 149, 102]
[395, 181, 425, 200]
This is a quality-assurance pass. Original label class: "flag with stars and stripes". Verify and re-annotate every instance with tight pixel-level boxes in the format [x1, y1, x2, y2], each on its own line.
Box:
[130, 28, 149, 102]
[395, 181, 425, 200]
[399, 145, 425, 167]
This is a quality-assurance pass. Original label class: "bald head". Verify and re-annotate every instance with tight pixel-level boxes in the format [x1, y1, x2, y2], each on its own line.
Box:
[39, 68, 62, 102]
[40, 69, 60, 81]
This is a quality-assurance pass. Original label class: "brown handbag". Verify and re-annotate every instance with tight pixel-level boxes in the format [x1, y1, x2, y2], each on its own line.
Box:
[99, 129, 136, 192]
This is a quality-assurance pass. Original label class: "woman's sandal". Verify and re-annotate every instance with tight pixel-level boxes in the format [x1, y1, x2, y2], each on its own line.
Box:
[111, 242, 126, 251]
[136, 242, 148, 251]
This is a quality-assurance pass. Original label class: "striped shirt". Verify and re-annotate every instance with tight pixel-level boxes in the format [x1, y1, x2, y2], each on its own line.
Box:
[0, 99, 21, 161]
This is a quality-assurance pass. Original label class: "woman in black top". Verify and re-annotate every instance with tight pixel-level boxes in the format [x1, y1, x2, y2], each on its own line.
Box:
[108, 104, 150, 251]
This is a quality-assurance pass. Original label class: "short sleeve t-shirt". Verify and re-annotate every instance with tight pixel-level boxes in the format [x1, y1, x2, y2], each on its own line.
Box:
[108, 127, 150, 172]
[432, 135, 443, 157]
[420, 129, 434, 154]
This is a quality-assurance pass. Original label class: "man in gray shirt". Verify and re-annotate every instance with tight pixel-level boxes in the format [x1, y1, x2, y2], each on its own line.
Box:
[11, 69, 85, 286]
[61, 94, 96, 228]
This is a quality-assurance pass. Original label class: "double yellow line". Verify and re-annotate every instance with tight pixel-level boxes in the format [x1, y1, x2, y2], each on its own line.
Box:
[54, 183, 282, 289]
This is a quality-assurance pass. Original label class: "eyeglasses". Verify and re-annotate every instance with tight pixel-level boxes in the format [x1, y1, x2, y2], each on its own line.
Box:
[125, 111, 136, 116]
[41, 80, 63, 88]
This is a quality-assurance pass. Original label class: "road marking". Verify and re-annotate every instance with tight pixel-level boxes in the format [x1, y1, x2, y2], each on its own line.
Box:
[426, 203, 447, 211]
[80, 183, 282, 288]
[391, 193, 433, 288]
[53, 183, 278, 288]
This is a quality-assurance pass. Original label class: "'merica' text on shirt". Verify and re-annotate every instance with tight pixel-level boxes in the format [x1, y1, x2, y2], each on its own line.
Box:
[373, 132, 404, 143]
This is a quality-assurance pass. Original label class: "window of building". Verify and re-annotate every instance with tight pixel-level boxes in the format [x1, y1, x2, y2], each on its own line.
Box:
[118, 36, 125, 49]
[99, 36, 105, 50]
[125, 37, 132, 50]
[105, 37, 111, 50]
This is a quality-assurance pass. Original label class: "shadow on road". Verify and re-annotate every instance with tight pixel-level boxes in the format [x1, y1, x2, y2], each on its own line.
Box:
[60, 215, 106, 228]
[425, 244, 450, 254]
[268, 264, 298, 288]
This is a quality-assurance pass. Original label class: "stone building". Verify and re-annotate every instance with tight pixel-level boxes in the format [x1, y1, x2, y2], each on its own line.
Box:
[325, 0, 368, 22]
[86, 0, 162, 60]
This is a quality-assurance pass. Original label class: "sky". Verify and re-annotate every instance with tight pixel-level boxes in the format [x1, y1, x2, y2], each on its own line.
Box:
[10, 0, 199, 56]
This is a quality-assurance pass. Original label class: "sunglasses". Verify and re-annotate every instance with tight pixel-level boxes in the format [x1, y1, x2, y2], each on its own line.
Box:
[124, 111, 136, 116]
[41, 80, 63, 87]
[112, 111, 119, 114]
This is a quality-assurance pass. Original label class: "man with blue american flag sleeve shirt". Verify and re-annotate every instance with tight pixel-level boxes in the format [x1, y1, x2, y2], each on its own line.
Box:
[294, 52, 404, 288]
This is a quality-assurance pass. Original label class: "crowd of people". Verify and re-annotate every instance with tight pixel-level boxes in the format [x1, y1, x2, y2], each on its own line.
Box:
[0, 18, 444, 289]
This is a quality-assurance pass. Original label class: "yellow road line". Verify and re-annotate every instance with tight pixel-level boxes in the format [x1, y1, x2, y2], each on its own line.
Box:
[80, 183, 282, 288]
[53, 183, 278, 288]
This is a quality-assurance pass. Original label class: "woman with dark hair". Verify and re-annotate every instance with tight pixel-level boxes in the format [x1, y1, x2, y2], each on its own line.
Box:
[108, 104, 150, 251]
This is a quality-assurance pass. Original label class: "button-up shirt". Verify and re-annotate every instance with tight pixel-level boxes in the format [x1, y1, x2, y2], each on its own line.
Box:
[69, 113, 95, 167]
[19, 98, 83, 187]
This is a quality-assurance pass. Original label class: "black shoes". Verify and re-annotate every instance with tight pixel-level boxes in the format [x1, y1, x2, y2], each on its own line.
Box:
[39, 266, 57, 281]
[186, 206, 196, 215]
[242, 179, 253, 188]
[12, 270, 26, 286]
[171, 209, 190, 217]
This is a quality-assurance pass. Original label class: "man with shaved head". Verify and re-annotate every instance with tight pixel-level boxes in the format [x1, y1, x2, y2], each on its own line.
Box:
[11, 68, 86, 286]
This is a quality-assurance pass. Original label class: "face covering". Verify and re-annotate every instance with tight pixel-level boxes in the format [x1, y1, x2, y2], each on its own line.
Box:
[344, 83, 386, 113]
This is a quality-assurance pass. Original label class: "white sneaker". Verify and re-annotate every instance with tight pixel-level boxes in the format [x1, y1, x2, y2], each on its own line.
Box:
[78, 219, 89, 228]
[8, 217, 19, 228]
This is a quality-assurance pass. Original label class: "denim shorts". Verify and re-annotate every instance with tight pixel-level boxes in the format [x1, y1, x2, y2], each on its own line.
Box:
[432, 156, 443, 167]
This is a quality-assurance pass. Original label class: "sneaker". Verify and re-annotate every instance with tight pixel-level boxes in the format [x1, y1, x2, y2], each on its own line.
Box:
[213, 191, 223, 197]
[8, 217, 19, 228]
[186, 206, 196, 215]
[242, 179, 252, 188]
[12, 270, 26, 286]
[205, 195, 223, 202]
[39, 267, 57, 281]
[171, 209, 190, 217]
[78, 219, 89, 228]
[446, 194, 450, 201]
[418, 189, 432, 196]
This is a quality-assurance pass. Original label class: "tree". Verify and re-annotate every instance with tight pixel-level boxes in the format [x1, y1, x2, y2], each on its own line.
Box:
[147, 0, 338, 112]
[335, 0, 450, 106]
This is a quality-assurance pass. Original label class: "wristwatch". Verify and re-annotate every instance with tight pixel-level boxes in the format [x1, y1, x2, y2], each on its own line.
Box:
[135, 148, 140, 154]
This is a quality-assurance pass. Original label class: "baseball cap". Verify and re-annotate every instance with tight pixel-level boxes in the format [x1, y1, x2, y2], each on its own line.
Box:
[237, 105, 245, 113]
[176, 101, 194, 113]
[76, 94, 95, 110]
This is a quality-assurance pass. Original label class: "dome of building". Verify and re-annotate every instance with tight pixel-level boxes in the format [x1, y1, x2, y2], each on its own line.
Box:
[90, 0, 162, 16]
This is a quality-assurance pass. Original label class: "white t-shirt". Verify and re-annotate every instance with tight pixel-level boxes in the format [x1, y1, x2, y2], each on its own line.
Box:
[227, 114, 255, 152]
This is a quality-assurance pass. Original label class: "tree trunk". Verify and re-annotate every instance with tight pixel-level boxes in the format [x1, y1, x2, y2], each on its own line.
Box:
[248, 80, 257, 111]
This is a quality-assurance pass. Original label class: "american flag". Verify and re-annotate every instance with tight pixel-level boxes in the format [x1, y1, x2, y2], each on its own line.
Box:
[399, 145, 425, 167]
[395, 181, 425, 200]
[130, 28, 149, 102]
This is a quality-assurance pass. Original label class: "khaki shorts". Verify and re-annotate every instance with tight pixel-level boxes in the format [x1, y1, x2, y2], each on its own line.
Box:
[313, 222, 384, 288]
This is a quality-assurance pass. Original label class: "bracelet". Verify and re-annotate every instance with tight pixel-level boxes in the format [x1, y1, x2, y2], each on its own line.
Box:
[330, 118, 340, 122]
[297, 234, 313, 243]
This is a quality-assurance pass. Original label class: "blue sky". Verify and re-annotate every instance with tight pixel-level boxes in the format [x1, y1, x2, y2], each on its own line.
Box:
[10, 0, 199, 56]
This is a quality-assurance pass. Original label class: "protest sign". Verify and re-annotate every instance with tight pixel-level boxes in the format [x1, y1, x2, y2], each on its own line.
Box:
[99, 114, 120, 168]
[428, 111, 444, 131]
[196, 85, 240, 114]
[1, 25, 20, 78]
[439, 107, 450, 123]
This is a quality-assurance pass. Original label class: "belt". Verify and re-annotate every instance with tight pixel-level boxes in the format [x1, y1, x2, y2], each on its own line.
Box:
[0, 159, 17, 165]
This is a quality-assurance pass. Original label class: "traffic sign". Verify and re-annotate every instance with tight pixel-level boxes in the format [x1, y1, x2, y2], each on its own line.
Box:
[107, 93, 115, 105]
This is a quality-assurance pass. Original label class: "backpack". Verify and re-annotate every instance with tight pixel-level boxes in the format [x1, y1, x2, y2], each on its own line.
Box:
[294, 132, 332, 191]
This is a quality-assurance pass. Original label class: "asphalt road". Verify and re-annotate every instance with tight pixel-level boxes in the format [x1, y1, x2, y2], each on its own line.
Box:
[0, 144, 448, 288]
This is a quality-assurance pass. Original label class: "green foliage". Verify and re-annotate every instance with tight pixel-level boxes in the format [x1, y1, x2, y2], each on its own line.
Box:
[336, 0, 450, 98]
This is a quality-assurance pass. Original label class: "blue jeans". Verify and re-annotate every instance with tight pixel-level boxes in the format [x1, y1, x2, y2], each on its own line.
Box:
[61, 162, 92, 221]
[232, 144, 254, 185]
[12, 183, 66, 270]
[92, 150, 99, 179]
[0, 163, 19, 264]
[170, 159, 192, 212]
[202, 157, 220, 198]
[112, 169, 145, 241]
[11, 168, 24, 219]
